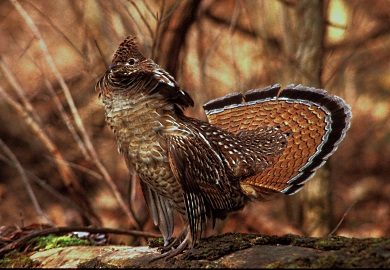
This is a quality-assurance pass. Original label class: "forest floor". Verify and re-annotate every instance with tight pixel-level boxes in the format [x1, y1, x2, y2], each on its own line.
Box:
[1, 232, 389, 268]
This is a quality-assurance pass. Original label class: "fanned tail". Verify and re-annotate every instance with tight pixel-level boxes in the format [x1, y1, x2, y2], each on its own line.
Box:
[204, 84, 352, 198]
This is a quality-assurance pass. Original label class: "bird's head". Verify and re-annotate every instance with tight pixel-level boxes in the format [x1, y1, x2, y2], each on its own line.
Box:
[96, 36, 149, 97]
[109, 36, 146, 74]
[96, 35, 194, 112]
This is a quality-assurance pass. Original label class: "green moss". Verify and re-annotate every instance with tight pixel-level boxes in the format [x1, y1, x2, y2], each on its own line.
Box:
[147, 237, 165, 248]
[0, 250, 37, 268]
[266, 237, 390, 268]
[29, 234, 90, 251]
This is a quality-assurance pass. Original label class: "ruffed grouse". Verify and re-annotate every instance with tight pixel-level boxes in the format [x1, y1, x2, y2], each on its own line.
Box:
[96, 36, 352, 258]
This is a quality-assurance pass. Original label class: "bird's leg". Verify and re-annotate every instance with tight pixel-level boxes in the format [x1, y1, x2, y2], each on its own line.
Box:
[150, 229, 191, 262]
[159, 227, 187, 252]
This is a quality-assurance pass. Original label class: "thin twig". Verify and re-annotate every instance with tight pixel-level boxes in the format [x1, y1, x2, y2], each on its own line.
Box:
[129, 0, 154, 38]
[0, 153, 86, 213]
[45, 155, 103, 180]
[0, 58, 43, 127]
[0, 83, 99, 225]
[228, 0, 242, 92]
[25, 1, 90, 67]
[119, 1, 147, 41]
[152, 1, 165, 59]
[141, 0, 158, 20]
[44, 78, 91, 161]
[0, 139, 53, 225]
[93, 37, 109, 69]
[160, 0, 183, 23]
[328, 200, 357, 237]
[10, 0, 139, 228]
[201, 25, 225, 98]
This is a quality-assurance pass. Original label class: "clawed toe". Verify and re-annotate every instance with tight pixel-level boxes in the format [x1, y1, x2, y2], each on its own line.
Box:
[150, 232, 190, 262]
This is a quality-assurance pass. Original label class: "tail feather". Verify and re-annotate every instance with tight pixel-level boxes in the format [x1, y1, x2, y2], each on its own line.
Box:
[204, 84, 351, 197]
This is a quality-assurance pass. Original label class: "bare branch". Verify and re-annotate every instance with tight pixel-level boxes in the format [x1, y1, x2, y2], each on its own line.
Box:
[129, 0, 154, 38]
[10, 0, 139, 229]
[328, 200, 357, 237]
[0, 58, 43, 127]
[0, 139, 53, 225]
[44, 78, 91, 161]
[0, 83, 100, 225]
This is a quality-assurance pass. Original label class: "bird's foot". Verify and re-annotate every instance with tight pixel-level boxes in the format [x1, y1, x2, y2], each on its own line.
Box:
[150, 231, 190, 262]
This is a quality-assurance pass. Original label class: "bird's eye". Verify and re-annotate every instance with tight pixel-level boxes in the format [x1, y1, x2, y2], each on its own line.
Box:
[126, 58, 136, 66]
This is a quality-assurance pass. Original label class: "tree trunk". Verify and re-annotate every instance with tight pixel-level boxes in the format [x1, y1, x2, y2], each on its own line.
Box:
[285, 0, 333, 236]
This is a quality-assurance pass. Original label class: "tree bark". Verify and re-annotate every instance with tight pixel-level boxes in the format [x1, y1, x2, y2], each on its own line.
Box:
[294, 0, 332, 236]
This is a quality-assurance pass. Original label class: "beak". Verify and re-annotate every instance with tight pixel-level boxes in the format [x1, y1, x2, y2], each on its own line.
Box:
[108, 63, 116, 70]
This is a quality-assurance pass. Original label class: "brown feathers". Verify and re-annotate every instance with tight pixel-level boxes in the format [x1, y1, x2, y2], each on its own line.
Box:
[96, 36, 352, 259]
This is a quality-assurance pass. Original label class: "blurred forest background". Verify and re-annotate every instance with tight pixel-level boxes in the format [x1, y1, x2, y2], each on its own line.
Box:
[0, 0, 389, 246]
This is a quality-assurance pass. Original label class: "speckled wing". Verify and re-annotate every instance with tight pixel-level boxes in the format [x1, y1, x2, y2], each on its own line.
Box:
[143, 62, 195, 109]
[203, 84, 352, 195]
[166, 129, 244, 241]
